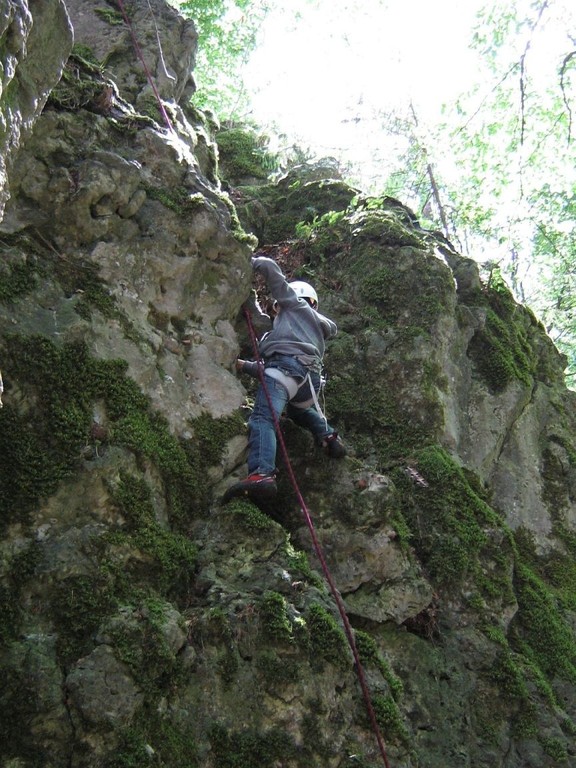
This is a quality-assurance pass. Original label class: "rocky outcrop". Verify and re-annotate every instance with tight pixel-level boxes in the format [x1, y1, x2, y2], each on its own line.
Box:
[0, 2, 575, 768]
[0, 0, 72, 219]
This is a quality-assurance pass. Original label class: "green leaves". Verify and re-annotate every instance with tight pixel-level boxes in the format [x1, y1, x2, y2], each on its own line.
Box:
[427, 0, 576, 378]
[175, 0, 271, 117]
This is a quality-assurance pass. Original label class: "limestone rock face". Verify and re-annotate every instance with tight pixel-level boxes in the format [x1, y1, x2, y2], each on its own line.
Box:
[66, 644, 144, 728]
[64, 0, 197, 108]
[0, 56, 251, 434]
[1, 2, 576, 768]
[0, 0, 72, 218]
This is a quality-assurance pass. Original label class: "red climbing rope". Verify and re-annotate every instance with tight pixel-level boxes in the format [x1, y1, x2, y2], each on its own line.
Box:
[116, 0, 175, 134]
[243, 307, 392, 768]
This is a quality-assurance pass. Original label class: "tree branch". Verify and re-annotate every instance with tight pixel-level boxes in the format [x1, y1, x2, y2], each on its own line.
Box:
[559, 50, 576, 144]
[409, 102, 450, 238]
[518, 0, 549, 146]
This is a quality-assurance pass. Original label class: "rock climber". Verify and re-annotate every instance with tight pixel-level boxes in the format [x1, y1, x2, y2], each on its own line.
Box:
[222, 254, 346, 503]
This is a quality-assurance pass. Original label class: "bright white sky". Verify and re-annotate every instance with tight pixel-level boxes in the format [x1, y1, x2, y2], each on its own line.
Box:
[241, 0, 576, 195]
[243, 0, 486, 188]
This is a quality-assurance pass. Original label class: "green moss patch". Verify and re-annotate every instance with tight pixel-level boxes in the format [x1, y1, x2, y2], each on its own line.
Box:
[0, 259, 39, 302]
[511, 561, 576, 682]
[235, 178, 357, 245]
[52, 574, 117, 665]
[259, 591, 295, 644]
[372, 694, 411, 747]
[216, 127, 277, 183]
[355, 630, 403, 700]
[209, 723, 297, 768]
[105, 713, 199, 768]
[191, 411, 246, 466]
[467, 282, 537, 392]
[225, 498, 276, 532]
[106, 472, 197, 599]
[145, 186, 208, 216]
[255, 649, 300, 688]
[105, 597, 191, 695]
[393, 446, 504, 587]
[306, 603, 349, 670]
[0, 336, 241, 532]
[326, 354, 443, 460]
[350, 208, 423, 248]
[46, 52, 108, 112]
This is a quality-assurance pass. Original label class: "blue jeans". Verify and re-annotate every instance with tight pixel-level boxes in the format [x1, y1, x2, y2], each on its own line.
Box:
[247, 354, 335, 475]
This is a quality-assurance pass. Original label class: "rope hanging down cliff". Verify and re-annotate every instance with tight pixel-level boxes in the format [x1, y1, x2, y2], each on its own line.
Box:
[243, 307, 392, 768]
[116, 0, 175, 133]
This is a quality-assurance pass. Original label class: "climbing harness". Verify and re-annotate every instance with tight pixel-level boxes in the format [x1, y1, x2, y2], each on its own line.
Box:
[263, 367, 328, 429]
[243, 308, 392, 768]
[291, 370, 329, 432]
[116, 0, 175, 134]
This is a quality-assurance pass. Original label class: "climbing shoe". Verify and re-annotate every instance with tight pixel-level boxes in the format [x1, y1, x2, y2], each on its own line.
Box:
[322, 432, 347, 458]
[221, 473, 277, 504]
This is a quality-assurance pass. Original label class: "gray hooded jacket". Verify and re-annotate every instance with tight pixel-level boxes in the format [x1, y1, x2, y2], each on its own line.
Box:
[251, 256, 337, 372]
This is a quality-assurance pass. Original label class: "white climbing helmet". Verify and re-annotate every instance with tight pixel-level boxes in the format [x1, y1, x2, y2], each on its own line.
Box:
[289, 280, 319, 308]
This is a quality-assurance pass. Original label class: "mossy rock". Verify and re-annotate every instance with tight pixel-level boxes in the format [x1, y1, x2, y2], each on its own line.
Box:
[267, 179, 358, 244]
[0, 335, 245, 531]
[350, 208, 423, 247]
[216, 127, 276, 185]
[467, 307, 536, 393]
[233, 178, 358, 244]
